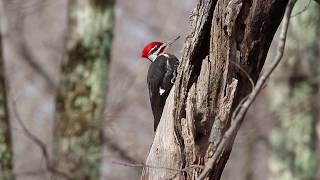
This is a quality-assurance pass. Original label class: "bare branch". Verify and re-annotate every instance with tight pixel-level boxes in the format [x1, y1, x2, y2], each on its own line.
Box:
[18, 41, 58, 90]
[2, 2, 58, 91]
[103, 134, 139, 163]
[15, 169, 47, 177]
[196, 0, 297, 179]
[113, 161, 203, 172]
[229, 60, 254, 92]
[11, 100, 73, 180]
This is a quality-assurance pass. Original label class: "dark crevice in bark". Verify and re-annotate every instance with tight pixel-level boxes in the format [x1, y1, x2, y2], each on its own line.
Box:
[235, 0, 251, 53]
[186, 2, 215, 95]
[175, 0, 217, 120]
[246, 0, 288, 81]
[229, 0, 252, 99]
[176, 1, 216, 132]
[177, 3, 216, 173]
[169, 2, 218, 178]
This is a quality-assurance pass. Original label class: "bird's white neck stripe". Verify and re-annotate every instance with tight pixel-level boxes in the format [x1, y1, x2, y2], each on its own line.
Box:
[148, 54, 158, 62]
[148, 53, 169, 62]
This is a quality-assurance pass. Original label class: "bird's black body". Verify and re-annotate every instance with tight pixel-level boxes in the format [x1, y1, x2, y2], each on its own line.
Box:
[147, 53, 179, 131]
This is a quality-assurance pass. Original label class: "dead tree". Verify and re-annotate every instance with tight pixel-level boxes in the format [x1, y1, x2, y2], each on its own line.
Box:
[142, 0, 289, 179]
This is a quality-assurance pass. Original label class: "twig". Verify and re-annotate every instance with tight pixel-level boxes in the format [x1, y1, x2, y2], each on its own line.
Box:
[229, 60, 254, 92]
[3, 4, 58, 91]
[11, 100, 73, 180]
[231, 94, 248, 121]
[104, 75, 138, 124]
[112, 161, 203, 172]
[15, 169, 47, 177]
[196, 0, 297, 179]
[103, 134, 139, 163]
[18, 34, 58, 91]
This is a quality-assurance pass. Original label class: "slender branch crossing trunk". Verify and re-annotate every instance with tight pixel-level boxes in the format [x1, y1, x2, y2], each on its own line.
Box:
[142, 0, 289, 179]
[269, 2, 320, 180]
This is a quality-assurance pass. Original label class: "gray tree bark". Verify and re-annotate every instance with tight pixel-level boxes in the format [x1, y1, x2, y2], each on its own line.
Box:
[269, 2, 320, 180]
[142, 0, 289, 179]
[54, 0, 115, 179]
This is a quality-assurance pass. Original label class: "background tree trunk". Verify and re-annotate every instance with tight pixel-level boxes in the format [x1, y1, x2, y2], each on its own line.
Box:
[0, 11, 13, 179]
[2, 1, 68, 179]
[268, 2, 320, 180]
[142, 0, 289, 179]
[54, 0, 114, 179]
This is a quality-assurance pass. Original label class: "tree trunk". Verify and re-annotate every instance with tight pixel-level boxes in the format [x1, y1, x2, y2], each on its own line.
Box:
[2, 1, 68, 179]
[268, 2, 320, 180]
[0, 13, 13, 179]
[54, 0, 114, 179]
[142, 0, 289, 179]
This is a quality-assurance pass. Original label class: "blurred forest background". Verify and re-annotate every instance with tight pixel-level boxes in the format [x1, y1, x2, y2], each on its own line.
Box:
[0, 0, 319, 180]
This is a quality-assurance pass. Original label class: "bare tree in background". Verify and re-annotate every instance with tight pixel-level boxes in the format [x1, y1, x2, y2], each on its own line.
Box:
[268, 2, 320, 180]
[142, 0, 290, 179]
[1, 1, 68, 179]
[0, 17, 13, 180]
[54, 0, 115, 179]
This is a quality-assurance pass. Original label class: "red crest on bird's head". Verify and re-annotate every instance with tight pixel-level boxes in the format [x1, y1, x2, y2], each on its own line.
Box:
[140, 41, 165, 59]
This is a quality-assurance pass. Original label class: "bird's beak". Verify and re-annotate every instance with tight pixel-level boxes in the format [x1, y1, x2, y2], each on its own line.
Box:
[166, 36, 180, 46]
[159, 36, 181, 51]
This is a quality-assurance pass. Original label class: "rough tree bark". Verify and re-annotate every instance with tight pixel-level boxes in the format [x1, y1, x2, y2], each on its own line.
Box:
[269, 2, 320, 180]
[54, 0, 114, 179]
[142, 0, 289, 179]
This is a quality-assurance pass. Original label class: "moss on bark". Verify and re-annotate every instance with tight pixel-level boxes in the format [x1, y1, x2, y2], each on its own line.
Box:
[54, 0, 114, 179]
[269, 2, 320, 180]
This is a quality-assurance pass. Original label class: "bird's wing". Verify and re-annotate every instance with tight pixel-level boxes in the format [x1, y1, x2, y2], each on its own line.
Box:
[147, 63, 165, 99]
[147, 60, 166, 131]
[147, 54, 179, 131]
[161, 55, 179, 90]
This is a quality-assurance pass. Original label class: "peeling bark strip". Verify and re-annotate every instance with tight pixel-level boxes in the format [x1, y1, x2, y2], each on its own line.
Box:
[142, 0, 288, 179]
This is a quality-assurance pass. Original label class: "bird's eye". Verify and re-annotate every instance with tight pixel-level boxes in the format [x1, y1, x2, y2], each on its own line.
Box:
[149, 45, 159, 55]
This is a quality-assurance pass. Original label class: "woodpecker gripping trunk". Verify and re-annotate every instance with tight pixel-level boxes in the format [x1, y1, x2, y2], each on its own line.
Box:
[147, 53, 179, 131]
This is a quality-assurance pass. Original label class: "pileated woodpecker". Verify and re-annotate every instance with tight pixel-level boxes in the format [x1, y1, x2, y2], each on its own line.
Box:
[141, 37, 180, 132]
